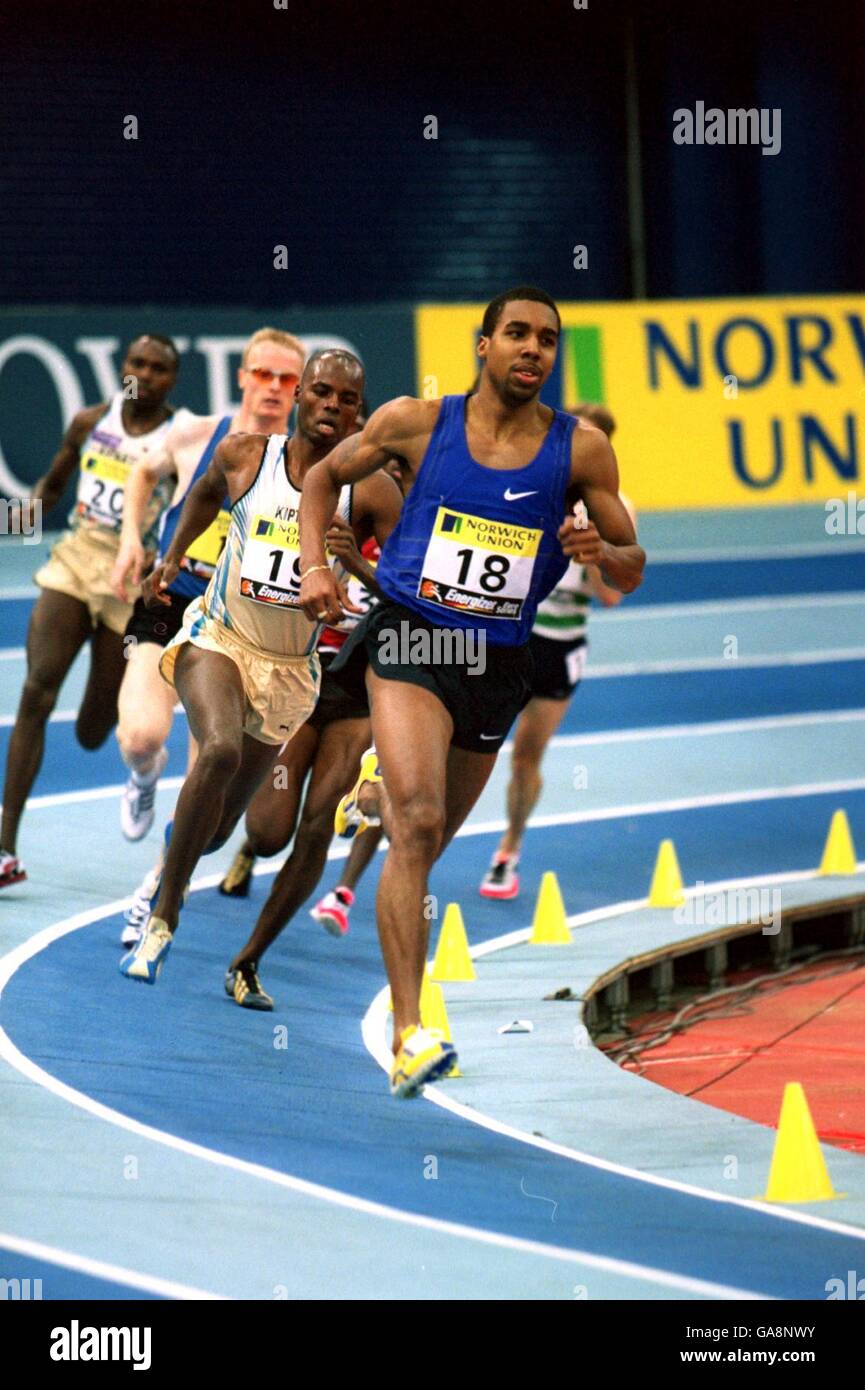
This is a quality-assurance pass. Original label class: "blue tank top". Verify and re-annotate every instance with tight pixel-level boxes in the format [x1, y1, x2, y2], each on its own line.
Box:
[375, 394, 575, 646]
[157, 415, 232, 600]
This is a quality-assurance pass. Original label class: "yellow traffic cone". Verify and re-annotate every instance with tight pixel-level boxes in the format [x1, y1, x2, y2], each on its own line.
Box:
[761, 1082, 841, 1203]
[424, 982, 461, 1076]
[431, 903, 476, 982]
[419, 965, 433, 1020]
[390, 964, 431, 1014]
[818, 810, 857, 876]
[529, 871, 572, 944]
[648, 839, 685, 907]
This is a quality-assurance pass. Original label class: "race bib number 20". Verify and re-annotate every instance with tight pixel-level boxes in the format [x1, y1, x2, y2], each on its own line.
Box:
[418, 506, 541, 619]
[76, 452, 131, 529]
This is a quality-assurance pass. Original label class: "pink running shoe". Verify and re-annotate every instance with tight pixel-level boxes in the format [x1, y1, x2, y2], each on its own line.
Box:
[310, 886, 354, 937]
[479, 852, 519, 900]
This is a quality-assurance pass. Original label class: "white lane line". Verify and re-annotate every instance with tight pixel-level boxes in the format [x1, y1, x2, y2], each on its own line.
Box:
[544, 708, 865, 748]
[0, 586, 38, 599]
[0, 706, 187, 730]
[586, 648, 865, 677]
[10, 772, 865, 826]
[0, 1231, 226, 1301]
[648, 541, 865, 564]
[0, 901, 758, 1299]
[464, 778, 865, 838]
[2, 645, 864, 678]
[362, 863, 865, 1248]
[593, 591, 865, 622]
[1, 705, 862, 754]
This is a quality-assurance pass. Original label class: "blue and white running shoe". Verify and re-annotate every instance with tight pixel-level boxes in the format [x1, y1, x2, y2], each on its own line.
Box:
[120, 916, 173, 984]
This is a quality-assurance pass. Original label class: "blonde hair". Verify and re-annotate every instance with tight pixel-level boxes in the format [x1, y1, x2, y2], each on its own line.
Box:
[241, 327, 306, 368]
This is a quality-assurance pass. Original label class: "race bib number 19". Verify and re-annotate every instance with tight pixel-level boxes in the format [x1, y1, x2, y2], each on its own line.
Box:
[239, 514, 303, 606]
[418, 506, 541, 619]
[76, 452, 131, 529]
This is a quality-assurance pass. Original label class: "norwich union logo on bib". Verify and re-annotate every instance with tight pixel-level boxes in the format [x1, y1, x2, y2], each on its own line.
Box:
[239, 513, 303, 606]
[418, 506, 541, 619]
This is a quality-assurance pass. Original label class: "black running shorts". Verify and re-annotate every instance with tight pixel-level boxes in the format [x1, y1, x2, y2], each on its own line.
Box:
[528, 632, 587, 702]
[304, 652, 371, 733]
[328, 598, 534, 754]
[124, 592, 192, 649]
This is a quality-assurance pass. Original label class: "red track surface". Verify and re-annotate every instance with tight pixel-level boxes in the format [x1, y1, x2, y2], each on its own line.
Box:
[620, 961, 865, 1153]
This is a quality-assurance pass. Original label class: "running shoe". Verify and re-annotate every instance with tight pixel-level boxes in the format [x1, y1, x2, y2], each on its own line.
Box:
[390, 1025, 457, 1099]
[479, 851, 520, 900]
[0, 849, 26, 889]
[334, 748, 382, 839]
[309, 886, 354, 937]
[121, 861, 162, 948]
[218, 846, 257, 897]
[121, 747, 169, 842]
[119, 916, 173, 984]
[224, 962, 274, 1011]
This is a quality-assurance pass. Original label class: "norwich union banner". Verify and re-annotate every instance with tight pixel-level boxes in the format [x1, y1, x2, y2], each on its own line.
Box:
[415, 296, 865, 509]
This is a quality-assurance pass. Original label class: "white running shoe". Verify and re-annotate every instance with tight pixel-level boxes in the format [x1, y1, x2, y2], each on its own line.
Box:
[120, 747, 169, 842]
[121, 861, 163, 947]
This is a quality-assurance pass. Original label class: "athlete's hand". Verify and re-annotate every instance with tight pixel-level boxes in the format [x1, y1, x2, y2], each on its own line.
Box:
[558, 515, 605, 566]
[142, 561, 178, 608]
[111, 538, 146, 603]
[299, 565, 362, 625]
[324, 515, 361, 565]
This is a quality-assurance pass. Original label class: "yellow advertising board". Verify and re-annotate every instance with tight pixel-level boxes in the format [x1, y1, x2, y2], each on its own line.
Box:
[415, 297, 865, 509]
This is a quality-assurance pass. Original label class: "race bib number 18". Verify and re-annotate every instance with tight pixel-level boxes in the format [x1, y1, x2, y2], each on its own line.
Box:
[76, 452, 131, 529]
[418, 506, 541, 619]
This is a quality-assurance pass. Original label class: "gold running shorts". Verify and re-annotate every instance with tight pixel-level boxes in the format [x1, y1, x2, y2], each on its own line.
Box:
[159, 596, 320, 746]
[34, 526, 135, 636]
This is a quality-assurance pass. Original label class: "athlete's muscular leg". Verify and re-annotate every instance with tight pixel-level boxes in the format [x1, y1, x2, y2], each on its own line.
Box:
[440, 744, 499, 853]
[1, 589, 91, 852]
[76, 622, 127, 749]
[241, 723, 319, 860]
[499, 697, 569, 856]
[232, 717, 372, 968]
[116, 640, 178, 775]
[368, 672, 453, 1049]
[150, 644, 271, 930]
[339, 823, 384, 891]
[206, 733, 282, 852]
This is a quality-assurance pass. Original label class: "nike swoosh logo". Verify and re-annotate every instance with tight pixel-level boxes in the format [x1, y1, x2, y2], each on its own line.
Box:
[479, 733, 503, 741]
[504, 488, 538, 501]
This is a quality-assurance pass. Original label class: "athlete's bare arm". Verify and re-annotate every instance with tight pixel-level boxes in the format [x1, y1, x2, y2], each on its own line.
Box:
[112, 414, 222, 601]
[142, 433, 262, 607]
[29, 404, 106, 518]
[299, 397, 435, 622]
[560, 425, 645, 593]
[322, 467, 404, 599]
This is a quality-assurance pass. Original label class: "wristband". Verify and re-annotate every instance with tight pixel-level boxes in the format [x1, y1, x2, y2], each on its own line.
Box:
[300, 563, 331, 582]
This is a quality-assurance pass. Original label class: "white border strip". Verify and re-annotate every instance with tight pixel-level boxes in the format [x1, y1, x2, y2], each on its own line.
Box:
[362, 865, 865, 1247]
[0, 1231, 226, 1301]
[0, 895, 760, 1299]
